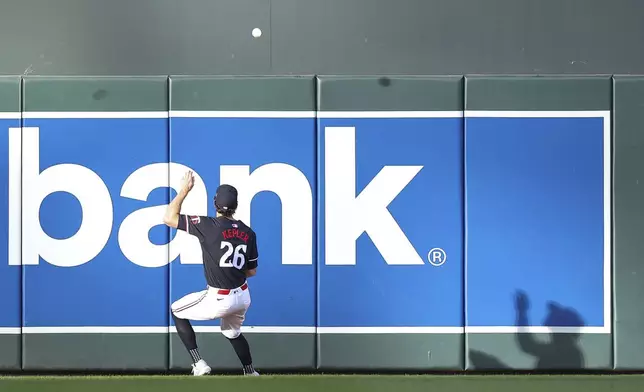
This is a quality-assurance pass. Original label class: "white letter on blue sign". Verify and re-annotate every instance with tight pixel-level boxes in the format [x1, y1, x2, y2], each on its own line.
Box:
[324, 126, 424, 266]
[119, 162, 208, 267]
[20, 127, 113, 267]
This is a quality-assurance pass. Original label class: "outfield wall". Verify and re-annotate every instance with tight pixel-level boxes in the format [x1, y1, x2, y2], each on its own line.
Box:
[0, 75, 643, 372]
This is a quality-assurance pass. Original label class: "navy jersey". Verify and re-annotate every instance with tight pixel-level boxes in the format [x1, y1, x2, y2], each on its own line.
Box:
[178, 214, 258, 289]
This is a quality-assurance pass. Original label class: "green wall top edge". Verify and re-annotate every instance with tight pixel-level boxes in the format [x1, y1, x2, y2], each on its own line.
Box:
[316, 75, 464, 79]
[317, 76, 464, 112]
[170, 77, 315, 112]
[0, 77, 20, 113]
[1, 74, 643, 78]
[170, 75, 316, 80]
[613, 75, 644, 81]
[22, 75, 169, 80]
[10, 74, 636, 113]
[465, 76, 612, 111]
[23, 77, 168, 112]
[464, 74, 614, 78]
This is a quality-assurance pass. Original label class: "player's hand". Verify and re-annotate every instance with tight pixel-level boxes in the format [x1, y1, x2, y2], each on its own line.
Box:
[180, 170, 195, 193]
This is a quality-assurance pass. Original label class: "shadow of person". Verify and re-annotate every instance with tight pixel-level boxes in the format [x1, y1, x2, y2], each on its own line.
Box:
[515, 290, 585, 369]
[468, 349, 512, 370]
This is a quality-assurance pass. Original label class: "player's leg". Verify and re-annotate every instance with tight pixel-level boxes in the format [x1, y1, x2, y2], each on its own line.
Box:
[171, 289, 216, 376]
[221, 313, 258, 375]
[221, 291, 258, 376]
[171, 312, 209, 374]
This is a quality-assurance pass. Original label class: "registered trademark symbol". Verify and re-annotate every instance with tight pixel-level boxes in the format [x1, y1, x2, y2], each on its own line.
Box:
[427, 248, 446, 266]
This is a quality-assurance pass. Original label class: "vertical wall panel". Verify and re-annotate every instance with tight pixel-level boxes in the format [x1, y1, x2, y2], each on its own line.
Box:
[169, 76, 316, 372]
[21, 77, 169, 370]
[613, 76, 644, 369]
[465, 76, 612, 370]
[0, 77, 21, 369]
[317, 76, 465, 370]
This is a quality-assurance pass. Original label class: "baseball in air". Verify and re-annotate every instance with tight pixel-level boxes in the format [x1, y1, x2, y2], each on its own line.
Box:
[252, 28, 262, 38]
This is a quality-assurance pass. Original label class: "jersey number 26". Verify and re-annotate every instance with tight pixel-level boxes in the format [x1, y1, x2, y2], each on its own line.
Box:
[219, 241, 247, 270]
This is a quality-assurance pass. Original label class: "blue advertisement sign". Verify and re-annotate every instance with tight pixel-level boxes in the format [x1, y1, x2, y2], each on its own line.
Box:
[0, 117, 21, 329]
[169, 116, 317, 328]
[317, 116, 464, 328]
[21, 117, 169, 327]
[465, 113, 609, 331]
[3, 111, 609, 334]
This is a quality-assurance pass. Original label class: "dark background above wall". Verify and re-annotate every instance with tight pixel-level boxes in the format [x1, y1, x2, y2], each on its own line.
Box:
[1, 0, 643, 76]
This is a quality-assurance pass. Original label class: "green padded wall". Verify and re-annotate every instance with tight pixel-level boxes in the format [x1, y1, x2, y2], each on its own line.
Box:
[316, 76, 465, 370]
[22, 77, 168, 113]
[465, 76, 613, 370]
[21, 76, 169, 370]
[0, 76, 21, 370]
[6, 73, 644, 372]
[169, 76, 317, 371]
[170, 76, 315, 112]
[613, 76, 644, 369]
[0, 77, 20, 113]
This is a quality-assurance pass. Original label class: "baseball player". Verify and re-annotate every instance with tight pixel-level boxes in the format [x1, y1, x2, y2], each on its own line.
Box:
[163, 170, 259, 376]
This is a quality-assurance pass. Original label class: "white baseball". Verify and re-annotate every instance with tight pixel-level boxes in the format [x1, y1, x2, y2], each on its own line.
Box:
[252, 28, 262, 38]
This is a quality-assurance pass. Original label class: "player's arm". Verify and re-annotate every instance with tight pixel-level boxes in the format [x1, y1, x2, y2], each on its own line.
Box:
[245, 232, 259, 278]
[163, 171, 194, 228]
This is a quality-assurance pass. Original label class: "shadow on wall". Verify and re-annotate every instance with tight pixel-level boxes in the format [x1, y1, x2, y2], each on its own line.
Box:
[469, 290, 585, 370]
